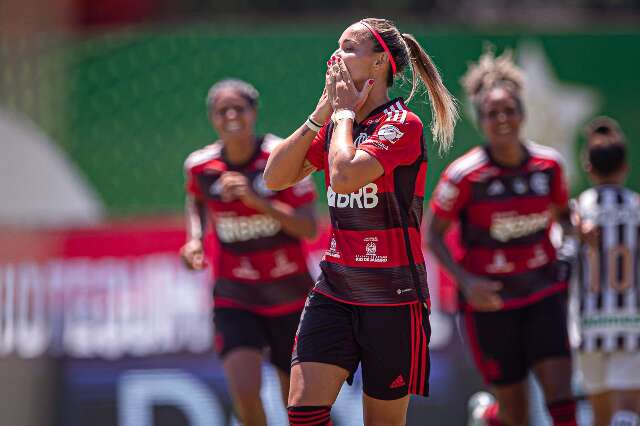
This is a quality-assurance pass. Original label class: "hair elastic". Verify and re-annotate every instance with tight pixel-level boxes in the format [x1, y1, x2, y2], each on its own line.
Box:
[360, 20, 397, 75]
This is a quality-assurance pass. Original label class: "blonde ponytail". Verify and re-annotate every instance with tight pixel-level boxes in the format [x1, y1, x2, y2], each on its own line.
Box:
[402, 34, 458, 155]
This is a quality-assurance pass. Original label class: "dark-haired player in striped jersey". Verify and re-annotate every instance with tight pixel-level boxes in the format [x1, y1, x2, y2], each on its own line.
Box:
[264, 17, 458, 426]
[571, 117, 640, 426]
[427, 48, 577, 426]
[181, 79, 317, 426]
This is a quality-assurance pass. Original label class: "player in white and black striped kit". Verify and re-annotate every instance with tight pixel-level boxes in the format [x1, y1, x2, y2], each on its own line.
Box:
[572, 117, 640, 426]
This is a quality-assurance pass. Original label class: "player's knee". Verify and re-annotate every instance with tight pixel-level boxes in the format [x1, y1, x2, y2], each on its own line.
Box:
[287, 405, 332, 426]
[364, 417, 406, 426]
[611, 410, 640, 426]
[499, 406, 528, 426]
[229, 382, 263, 414]
[503, 413, 528, 426]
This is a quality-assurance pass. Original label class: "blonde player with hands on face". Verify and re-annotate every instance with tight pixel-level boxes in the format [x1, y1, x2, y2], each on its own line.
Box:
[265, 17, 458, 426]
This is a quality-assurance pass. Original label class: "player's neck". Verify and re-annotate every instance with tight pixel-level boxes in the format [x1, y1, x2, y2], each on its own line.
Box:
[591, 176, 625, 187]
[356, 88, 390, 123]
[488, 140, 526, 168]
[222, 136, 256, 165]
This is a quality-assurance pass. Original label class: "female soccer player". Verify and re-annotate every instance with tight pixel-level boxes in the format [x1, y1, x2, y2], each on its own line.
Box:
[572, 117, 640, 426]
[427, 48, 577, 426]
[181, 79, 317, 426]
[264, 17, 458, 426]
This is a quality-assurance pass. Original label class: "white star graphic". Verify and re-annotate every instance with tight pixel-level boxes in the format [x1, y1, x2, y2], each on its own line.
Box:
[517, 41, 599, 184]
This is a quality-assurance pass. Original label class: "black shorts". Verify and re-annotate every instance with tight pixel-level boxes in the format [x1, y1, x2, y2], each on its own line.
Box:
[213, 307, 302, 374]
[462, 291, 571, 386]
[292, 291, 431, 401]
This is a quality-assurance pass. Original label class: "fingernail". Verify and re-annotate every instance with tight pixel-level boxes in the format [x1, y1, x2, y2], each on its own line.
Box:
[368, 79, 375, 85]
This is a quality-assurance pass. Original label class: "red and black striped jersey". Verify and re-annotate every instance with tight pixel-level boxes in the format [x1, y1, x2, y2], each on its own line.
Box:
[431, 142, 569, 310]
[306, 98, 429, 306]
[184, 134, 316, 316]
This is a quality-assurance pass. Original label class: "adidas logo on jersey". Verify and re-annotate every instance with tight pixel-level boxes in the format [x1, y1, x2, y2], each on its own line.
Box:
[487, 180, 505, 196]
[389, 375, 406, 389]
[512, 177, 528, 194]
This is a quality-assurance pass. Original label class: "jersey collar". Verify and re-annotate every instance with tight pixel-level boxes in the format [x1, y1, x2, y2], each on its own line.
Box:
[483, 142, 531, 170]
[221, 135, 263, 170]
[359, 97, 405, 124]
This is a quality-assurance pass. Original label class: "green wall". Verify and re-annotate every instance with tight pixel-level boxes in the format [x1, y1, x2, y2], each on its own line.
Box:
[38, 26, 640, 214]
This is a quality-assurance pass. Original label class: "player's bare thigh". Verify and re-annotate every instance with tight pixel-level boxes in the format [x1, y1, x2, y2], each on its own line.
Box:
[288, 361, 349, 406]
[363, 393, 410, 426]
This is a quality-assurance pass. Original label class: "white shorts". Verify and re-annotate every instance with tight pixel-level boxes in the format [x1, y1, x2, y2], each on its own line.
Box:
[576, 351, 640, 394]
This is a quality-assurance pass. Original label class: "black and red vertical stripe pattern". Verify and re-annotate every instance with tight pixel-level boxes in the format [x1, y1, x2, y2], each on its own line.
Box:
[408, 303, 430, 396]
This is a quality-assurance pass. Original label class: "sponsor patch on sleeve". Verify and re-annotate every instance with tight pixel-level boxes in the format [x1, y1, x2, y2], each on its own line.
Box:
[434, 181, 460, 210]
[377, 124, 404, 144]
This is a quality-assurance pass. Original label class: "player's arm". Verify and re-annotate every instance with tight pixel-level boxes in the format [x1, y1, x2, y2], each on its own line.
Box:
[329, 118, 384, 194]
[569, 200, 598, 247]
[220, 172, 317, 239]
[252, 201, 317, 240]
[426, 210, 473, 287]
[426, 210, 503, 311]
[553, 204, 574, 237]
[427, 183, 503, 312]
[323, 58, 383, 194]
[265, 51, 342, 190]
[264, 82, 334, 191]
[264, 126, 319, 191]
[180, 195, 208, 270]
[550, 160, 580, 255]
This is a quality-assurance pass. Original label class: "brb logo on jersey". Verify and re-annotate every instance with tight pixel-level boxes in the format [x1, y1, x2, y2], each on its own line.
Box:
[490, 211, 550, 242]
[215, 213, 281, 242]
[327, 183, 379, 209]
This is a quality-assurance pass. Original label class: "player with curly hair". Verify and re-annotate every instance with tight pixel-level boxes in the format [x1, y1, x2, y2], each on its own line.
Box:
[427, 47, 577, 426]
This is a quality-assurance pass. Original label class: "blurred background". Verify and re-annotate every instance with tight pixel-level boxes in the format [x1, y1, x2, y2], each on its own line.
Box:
[1, 1, 639, 425]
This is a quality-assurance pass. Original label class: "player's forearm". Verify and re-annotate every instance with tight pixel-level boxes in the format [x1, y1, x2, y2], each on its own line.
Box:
[555, 206, 575, 238]
[328, 119, 356, 193]
[185, 197, 207, 242]
[427, 226, 471, 288]
[251, 199, 317, 239]
[554, 205, 579, 261]
[264, 124, 316, 191]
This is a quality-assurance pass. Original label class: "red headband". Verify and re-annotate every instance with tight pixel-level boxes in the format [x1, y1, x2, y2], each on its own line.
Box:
[360, 20, 397, 75]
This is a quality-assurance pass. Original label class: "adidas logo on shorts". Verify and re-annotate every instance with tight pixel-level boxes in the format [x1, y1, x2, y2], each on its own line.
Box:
[389, 375, 406, 389]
